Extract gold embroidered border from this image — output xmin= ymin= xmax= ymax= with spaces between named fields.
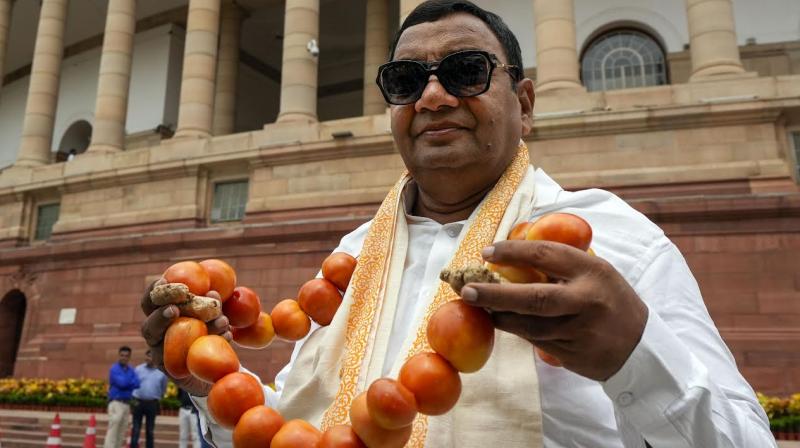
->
xmin=320 ymin=172 xmax=410 ymax=430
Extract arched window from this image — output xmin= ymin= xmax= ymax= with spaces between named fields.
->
xmin=581 ymin=29 xmax=667 ymax=92
xmin=56 ymin=120 xmax=92 ymax=162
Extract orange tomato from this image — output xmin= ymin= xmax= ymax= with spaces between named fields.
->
xmin=199 ymin=259 xmax=237 ymax=302
xmin=186 ymin=335 xmax=240 ymax=383
xmin=319 ymin=425 xmax=366 ymax=448
xmin=297 ymin=278 xmax=343 ymax=326
xmin=487 ymin=262 xmax=548 ymax=284
xmin=507 ymin=221 xmax=534 ymax=240
xmin=526 ymin=213 xmax=592 ymax=251
xmin=271 ymin=299 xmax=311 ymax=341
xmin=163 ymin=317 xmax=208 ymax=379
xmin=232 ymin=405 xmax=285 ymax=448
xmin=232 ymin=312 xmax=275 ymax=349
xmin=535 ymin=346 xmax=563 ymax=367
xmin=350 ymin=393 xmax=413 ymax=448
xmin=207 ymin=372 xmax=265 ymax=429
xmin=322 ymin=252 xmax=358 ymax=291
xmin=270 ymin=419 xmax=322 ymax=448
xmin=164 ymin=261 xmax=210 ymax=296
xmin=223 ymin=286 xmax=262 ymax=328
xmin=366 ymin=378 xmax=417 ymax=430
xmin=398 ymin=352 xmax=461 ymax=416
xmin=427 ymin=300 xmax=495 ymax=373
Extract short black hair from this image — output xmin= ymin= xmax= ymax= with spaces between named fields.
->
xmin=389 ymin=0 xmax=523 ymax=84
xmin=118 ymin=346 xmax=132 ymax=354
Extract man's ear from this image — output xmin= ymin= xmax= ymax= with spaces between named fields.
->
xmin=516 ymin=78 xmax=535 ymax=136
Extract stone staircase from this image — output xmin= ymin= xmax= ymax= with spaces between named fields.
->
xmin=0 ymin=409 xmax=180 ymax=447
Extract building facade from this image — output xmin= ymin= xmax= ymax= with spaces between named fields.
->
xmin=0 ymin=0 xmax=798 ymax=396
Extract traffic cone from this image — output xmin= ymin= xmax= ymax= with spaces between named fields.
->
xmin=45 ymin=413 xmax=62 ymax=448
xmin=82 ymin=414 xmax=97 ymax=448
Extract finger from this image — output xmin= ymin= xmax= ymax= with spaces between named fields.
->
xmin=207 ymin=315 xmax=230 ymax=336
xmin=150 ymin=344 xmax=165 ymax=370
xmin=206 ymin=290 xmax=222 ymax=301
xmin=221 ymin=330 xmax=233 ymax=342
xmin=463 ymin=282 xmax=583 ymax=317
xmin=141 ymin=305 xmax=179 ymax=347
xmin=483 ymin=240 xmax=594 ymax=280
xmin=491 ymin=312 xmax=573 ymax=341
xmin=140 ymin=280 xmax=160 ymax=316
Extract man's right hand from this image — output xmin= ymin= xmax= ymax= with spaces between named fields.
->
xmin=140 ymin=278 xmax=232 ymax=396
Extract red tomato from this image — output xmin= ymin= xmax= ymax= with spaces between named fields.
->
xmin=199 ymin=259 xmax=237 ymax=302
xmin=427 ymin=300 xmax=495 ymax=373
xmin=322 ymin=252 xmax=357 ymax=291
xmin=526 ymin=213 xmax=592 ymax=251
xmin=398 ymin=352 xmax=461 ymax=416
xmin=366 ymin=378 xmax=417 ymax=430
xmin=164 ymin=261 xmax=210 ymax=296
xmin=222 ymin=286 xmax=261 ymax=328
xmin=271 ymin=299 xmax=311 ymax=341
xmin=350 ymin=393 xmax=413 ymax=448
xmin=186 ymin=335 xmax=240 ymax=383
xmin=163 ymin=317 xmax=208 ymax=379
xmin=232 ymin=405 xmax=285 ymax=448
xmin=207 ymin=372 xmax=265 ymax=429
xmin=319 ymin=425 xmax=366 ymax=448
xmin=297 ymin=278 xmax=342 ymax=326
xmin=507 ymin=221 xmax=534 ymax=240
xmin=232 ymin=312 xmax=275 ymax=349
xmin=270 ymin=419 xmax=322 ymax=448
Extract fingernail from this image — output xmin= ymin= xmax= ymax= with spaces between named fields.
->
xmin=461 ymin=286 xmax=478 ymax=303
xmin=163 ymin=307 xmax=176 ymax=318
xmin=481 ymin=246 xmax=495 ymax=260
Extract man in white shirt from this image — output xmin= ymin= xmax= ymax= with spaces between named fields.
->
xmin=140 ymin=1 xmax=776 ymax=446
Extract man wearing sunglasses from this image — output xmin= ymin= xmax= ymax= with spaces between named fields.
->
xmin=142 ymin=1 xmax=775 ymax=447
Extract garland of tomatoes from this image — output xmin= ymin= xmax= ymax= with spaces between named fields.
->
xmin=154 ymin=213 xmax=593 ymax=447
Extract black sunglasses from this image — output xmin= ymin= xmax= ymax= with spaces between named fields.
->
xmin=375 ymin=50 xmax=520 ymax=105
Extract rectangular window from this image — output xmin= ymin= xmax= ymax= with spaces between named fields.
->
xmin=211 ymin=180 xmax=248 ymax=223
xmin=34 ymin=203 xmax=60 ymax=240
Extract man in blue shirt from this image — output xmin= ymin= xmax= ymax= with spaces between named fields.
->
xmin=104 ymin=346 xmax=139 ymax=448
xmin=131 ymin=349 xmax=167 ymax=448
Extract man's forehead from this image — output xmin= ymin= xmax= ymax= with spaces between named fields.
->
xmin=394 ymin=14 xmax=502 ymax=61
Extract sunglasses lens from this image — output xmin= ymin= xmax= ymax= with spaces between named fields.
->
xmin=439 ymin=52 xmax=492 ymax=96
xmin=379 ymin=62 xmax=427 ymax=104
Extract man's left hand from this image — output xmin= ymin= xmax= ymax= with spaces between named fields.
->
xmin=461 ymin=239 xmax=648 ymax=381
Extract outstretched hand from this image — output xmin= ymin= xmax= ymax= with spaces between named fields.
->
xmin=140 ymin=278 xmax=232 ymax=396
xmin=461 ymin=240 xmax=648 ymax=381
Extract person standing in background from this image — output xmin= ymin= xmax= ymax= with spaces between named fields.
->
xmin=104 ymin=346 xmax=138 ymax=448
xmin=130 ymin=349 xmax=167 ymax=448
xmin=177 ymin=388 xmax=202 ymax=448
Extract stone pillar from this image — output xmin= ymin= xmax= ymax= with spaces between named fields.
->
xmin=276 ymin=0 xmax=319 ymax=123
xmin=174 ymin=0 xmax=221 ymax=138
xmin=0 ymin=0 xmax=11 ymax=91
xmin=686 ymin=0 xmax=745 ymax=79
xmin=88 ymin=0 xmax=136 ymax=153
xmin=212 ymin=0 xmax=241 ymax=136
xmin=400 ymin=0 xmax=423 ymax=23
xmin=15 ymin=0 xmax=68 ymax=166
xmin=363 ymin=0 xmax=389 ymax=115
xmin=532 ymin=0 xmax=582 ymax=92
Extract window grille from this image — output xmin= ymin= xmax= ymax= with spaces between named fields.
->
xmin=35 ymin=203 xmax=60 ymax=240
xmin=211 ymin=180 xmax=248 ymax=223
xmin=581 ymin=30 xmax=667 ymax=92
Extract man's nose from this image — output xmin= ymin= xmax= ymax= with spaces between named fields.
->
xmin=415 ymin=75 xmax=459 ymax=113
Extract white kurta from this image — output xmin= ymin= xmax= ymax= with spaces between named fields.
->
xmin=195 ymin=168 xmax=776 ymax=448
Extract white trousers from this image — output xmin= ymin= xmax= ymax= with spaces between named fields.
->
xmin=104 ymin=400 xmax=130 ymax=448
xmin=178 ymin=407 xmax=201 ymax=448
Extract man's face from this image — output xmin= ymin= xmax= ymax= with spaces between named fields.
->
xmin=118 ymin=350 xmax=131 ymax=366
xmin=389 ymin=13 xmax=533 ymax=202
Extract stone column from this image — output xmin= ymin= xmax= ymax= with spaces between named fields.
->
xmin=174 ymin=0 xmax=221 ymax=138
xmin=533 ymin=0 xmax=582 ymax=92
xmin=363 ymin=0 xmax=388 ymax=115
xmin=15 ymin=0 xmax=68 ymax=166
xmin=686 ymin=0 xmax=745 ymax=79
xmin=400 ymin=0 xmax=423 ymax=23
xmin=212 ymin=0 xmax=241 ymax=136
xmin=276 ymin=0 xmax=319 ymax=123
xmin=88 ymin=0 xmax=136 ymax=153
xmin=0 ymin=0 xmax=12 ymax=91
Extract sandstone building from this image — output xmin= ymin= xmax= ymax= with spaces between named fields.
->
xmin=0 ymin=0 xmax=798 ymax=396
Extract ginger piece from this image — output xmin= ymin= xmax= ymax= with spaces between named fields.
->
xmin=440 ymin=261 xmax=506 ymax=295
xmin=150 ymin=283 xmax=193 ymax=306
xmin=177 ymin=295 xmax=222 ymax=322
